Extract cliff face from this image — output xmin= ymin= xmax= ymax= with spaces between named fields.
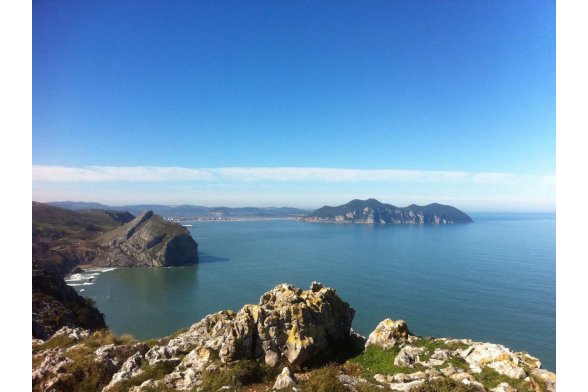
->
xmin=32 ymin=261 xmax=106 ymax=340
xmin=32 ymin=283 xmax=555 ymax=392
xmin=94 ymin=210 xmax=199 ymax=267
xmin=304 ymin=199 xmax=473 ymax=224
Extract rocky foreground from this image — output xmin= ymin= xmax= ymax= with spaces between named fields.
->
xmin=32 ymin=283 xmax=555 ymax=392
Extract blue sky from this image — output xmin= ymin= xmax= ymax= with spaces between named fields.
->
xmin=32 ymin=0 xmax=555 ymax=211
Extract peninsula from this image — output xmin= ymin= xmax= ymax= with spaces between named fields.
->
xmin=303 ymin=199 xmax=473 ymax=224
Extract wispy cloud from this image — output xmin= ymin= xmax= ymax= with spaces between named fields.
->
xmin=32 ymin=165 xmax=554 ymax=185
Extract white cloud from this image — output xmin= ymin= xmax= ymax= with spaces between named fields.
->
xmin=32 ymin=165 xmax=554 ymax=186
xmin=32 ymin=165 xmax=215 ymax=182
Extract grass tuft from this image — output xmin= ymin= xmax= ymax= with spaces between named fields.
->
xmin=303 ymin=363 xmax=347 ymax=392
xmin=347 ymin=346 xmax=418 ymax=378
xmin=107 ymin=361 xmax=178 ymax=392
xmin=412 ymin=378 xmax=482 ymax=392
xmin=473 ymin=366 xmax=538 ymax=392
xmin=200 ymin=360 xmax=278 ymax=390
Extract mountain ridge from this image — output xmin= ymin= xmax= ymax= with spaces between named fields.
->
xmin=47 ymin=201 xmax=309 ymax=219
xmin=305 ymin=199 xmax=473 ymax=224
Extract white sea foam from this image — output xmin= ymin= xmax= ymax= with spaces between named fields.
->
xmin=85 ymin=267 xmax=117 ymax=272
xmin=66 ymin=282 xmax=94 ymax=286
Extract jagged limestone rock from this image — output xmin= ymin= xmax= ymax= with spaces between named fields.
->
xmin=31 ymin=284 xmax=557 ymax=392
xmin=394 ymin=346 xmax=425 ymax=367
xmin=365 ymin=318 xmax=411 ymax=349
xmin=103 ymin=351 xmax=144 ymax=391
xmin=460 ymin=342 xmax=527 ymax=379
xmin=491 ymin=382 xmax=517 ymax=392
xmin=531 ymin=368 xmax=556 ymax=392
xmin=273 ymin=367 xmax=296 ymax=389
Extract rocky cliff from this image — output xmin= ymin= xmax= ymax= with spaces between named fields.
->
xmin=304 ymin=199 xmax=473 ymax=224
xmin=32 ymin=202 xmax=135 ymax=274
xmin=33 ymin=203 xmax=199 ymax=271
xmin=32 ymin=261 xmax=106 ymax=340
xmin=32 ymin=283 xmax=555 ymax=392
xmin=93 ymin=210 xmax=199 ymax=267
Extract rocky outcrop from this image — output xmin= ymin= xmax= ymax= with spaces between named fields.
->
xmin=273 ymin=367 xmax=296 ymax=389
xmin=32 ymin=261 xmax=106 ymax=339
xmin=304 ymin=199 xmax=473 ymax=224
xmin=162 ymin=282 xmax=357 ymax=389
xmin=32 ymin=283 xmax=555 ymax=392
xmin=94 ymin=210 xmax=199 ymax=267
xmin=365 ymin=322 xmax=555 ymax=392
xmin=365 ymin=318 xmax=412 ymax=349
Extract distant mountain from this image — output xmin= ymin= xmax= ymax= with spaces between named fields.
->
xmin=46 ymin=201 xmax=113 ymax=210
xmin=304 ymin=199 xmax=472 ymax=224
xmin=47 ymin=201 xmax=309 ymax=219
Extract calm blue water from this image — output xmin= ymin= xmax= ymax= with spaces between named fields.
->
xmin=74 ymin=213 xmax=556 ymax=371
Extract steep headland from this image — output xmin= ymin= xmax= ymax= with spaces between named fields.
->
xmin=32 ymin=283 xmax=555 ymax=392
xmin=32 ymin=202 xmax=199 ymax=272
xmin=304 ymin=199 xmax=473 ymax=224
xmin=32 ymin=202 xmax=135 ymax=274
xmin=93 ymin=210 xmax=199 ymax=267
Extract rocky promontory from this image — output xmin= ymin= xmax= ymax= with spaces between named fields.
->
xmin=93 ymin=210 xmax=199 ymax=267
xmin=32 ymin=283 xmax=555 ymax=392
xmin=304 ymin=199 xmax=473 ymax=224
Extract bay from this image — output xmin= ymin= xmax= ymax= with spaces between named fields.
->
xmin=74 ymin=213 xmax=556 ymax=371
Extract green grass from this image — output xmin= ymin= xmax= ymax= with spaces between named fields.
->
xmin=411 ymin=378 xmax=482 ymax=392
xmin=199 ymin=360 xmax=278 ymax=391
xmin=33 ymin=334 xmax=77 ymax=352
xmin=303 ymin=364 xmax=347 ymax=392
xmin=411 ymin=337 xmax=469 ymax=352
xmin=347 ymin=346 xmax=419 ymax=378
xmin=60 ymin=345 xmax=116 ymax=392
xmin=435 ymin=355 xmax=469 ymax=371
xmin=472 ymin=367 xmax=538 ymax=392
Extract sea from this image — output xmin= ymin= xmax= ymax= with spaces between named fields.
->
xmin=68 ymin=213 xmax=556 ymax=371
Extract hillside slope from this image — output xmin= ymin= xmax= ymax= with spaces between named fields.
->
xmin=32 ymin=202 xmax=135 ymax=274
